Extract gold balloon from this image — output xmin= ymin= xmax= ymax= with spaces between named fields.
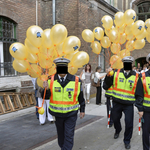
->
xmin=109 ymin=28 xmax=119 ymax=43
xmin=118 ymin=49 xmax=130 ymax=59
xmin=48 ymin=63 xmax=56 ymax=75
xmin=114 ymin=34 xmax=121 ymax=44
xmin=115 ymin=61 xmax=123 ymax=69
xmin=39 ymin=56 xmax=53 ymax=69
xmin=27 ymin=52 xmax=38 ymax=63
xmin=136 ymin=29 xmax=146 ymax=40
xmin=38 ymin=107 xmax=44 ymax=115
xmin=126 ymin=33 xmax=135 ymax=41
xmin=146 ymin=31 xmax=150 ymax=43
xmin=68 ymin=64 xmax=78 ymax=75
xmin=118 ymin=24 xmax=125 ymax=34
xmin=119 ymin=33 xmax=126 ymax=44
xmin=101 ymin=36 xmax=111 ymax=48
xmin=71 ymin=51 xmax=89 ymax=68
xmin=56 ymin=42 xmax=64 ymax=57
xmin=133 ymin=39 xmax=145 ymax=50
xmin=101 ymin=15 xmax=113 ymax=30
xmin=62 ymin=36 xmax=81 ymax=54
xmin=82 ymin=29 xmax=94 ymax=43
xmin=50 ymin=24 xmax=68 ymax=45
xmin=13 ymin=59 xmax=30 ymax=73
xmin=105 ymin=29 xmax=110 ymax=37
xmin=9 ymin=42 xmax=28 ymax=60
xmin=27 ymin=64 xmax=42 ymax=78
xmin=26 ymin=25 xmax=43 ymax=48
xmin=132 ymin=20 xmax=145 ymax=36
xmin=25 ymin=38 xmax=39 ymax=54
xmin=37 ymin=77 xmax=44 ymax=88
xmin=93 ymin=27 xmax=104 ymax=40
xmin=65 ymin=51 xmax=79 ymax=61
xmin=126 ymin=40 xmax=134 ymax=51
xmin=145 ymin=19 xmax=150 ymax=33
xmin=90 ymin=41 xmax=102 ymax=54
xmin=114 ymin=12 xmax=124 ymax=27
xmin=125 ymin=23 xmax=134 ymax=35
xmin=110 ymin=55 xmax=121 ymax=69
xmin=111 ymin=43 xmax=121 ymax=54
xmin=39 ymin=46 xmax=53 ymax=60
xmin=42 ymin=29 xmax=53 ymax=49
xmin=124 ymin=9 xmax=136 ymax=25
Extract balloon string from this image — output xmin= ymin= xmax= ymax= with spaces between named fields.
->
xmin=54 ymin=46 xmax=59 ymax=57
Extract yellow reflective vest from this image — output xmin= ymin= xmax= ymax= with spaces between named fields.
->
xmin=112 ymin=69 xmax=138 ymax=102
xmin=48 ymin=75 xmax=80 ymax=113
xmin=105 ymin=86 xmax=113 ymax=97
xmin=141 ymin=72 xmax=150 ymax=107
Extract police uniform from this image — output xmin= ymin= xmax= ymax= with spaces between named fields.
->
xmin=135 ymin=53 xmax=150 ymax=150
xmin=42 ymin=58 xmax=85 ymax=150
xmin=103 ymin=56 xmax=140 ymax=149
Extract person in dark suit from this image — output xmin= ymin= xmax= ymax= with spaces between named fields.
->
xmin=42 ymin=57 xmax=85 ymax=150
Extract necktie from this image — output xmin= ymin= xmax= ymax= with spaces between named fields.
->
xmin=124 ymin=72 xmax=127 ymax=78
xmin=61 ymin=77 xmax=64 ymax=84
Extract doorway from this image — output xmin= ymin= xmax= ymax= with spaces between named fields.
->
xmin=135 ymin=57 xmax=147 ymax=69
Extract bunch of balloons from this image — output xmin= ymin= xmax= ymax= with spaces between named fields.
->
xmin=10 ymin=24 xmax=89 ymax=88
xmin=82 ymin=9 xmax=150 ymax=69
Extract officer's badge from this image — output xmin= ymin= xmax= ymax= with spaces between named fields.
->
xmin=55 ymin=87 xmax=61 ymax=92
xmin=68 ymin=92 xmax=72 ymax=99
xmin=119 ymin=78 xmax=124 ymax=82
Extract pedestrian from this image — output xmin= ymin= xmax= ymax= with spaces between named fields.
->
xmin=80 ymin=63 xmax=92 ymax=104
xmin=103 ymin=56 xmax=140 ymax=149
xmin=135 ymin=53 xmax=150 ymax=150
xmin=132 ymin=65 xmax=136 ymax=72
xmin=42 ymin=57 xmax=85 ymax=150
xmin=141 ymin=64 xmax=148 ymax=73
xmin=31 ymin=77 xmax=39 ymax=119
xmin=137 ymin=63 xmax=142 ymax=72
xmin=35 ymin=79 xmax=54 ymax=125
xmin=95 ymin=66 xmax=106 ymax=105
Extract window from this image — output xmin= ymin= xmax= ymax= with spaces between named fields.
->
xmin=0 ymin=16 xmax=17 ymax=77
xmin=105 ymin=0 xmax=114 ymax=6
xmin=137 ymin=2 xmax=150 ymax=21
xmin=99 ymin=48 xmax=105 ymax=72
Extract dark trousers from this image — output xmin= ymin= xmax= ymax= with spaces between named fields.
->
xmin=112 ymin=101 xmax=134 ymax=144
xmin=142 ymin=112 xmax=150 ymax=150
xmin=96 ymin=86 xmax=102 ymax=104
xmin=55 ymin=114 xmax=77 ymax=150
xmin=35 ymin=90 xmax=39 ymax=119
xmin=106 ymin=97 xmax=113 ymax=125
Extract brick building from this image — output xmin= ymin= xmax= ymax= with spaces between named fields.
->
xmin=0 ymin=0 xmax=150 ymax=95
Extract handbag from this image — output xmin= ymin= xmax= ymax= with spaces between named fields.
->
xmin=81 ymin=70 xmax=85 ymax=80
xmin=91 ymin=75 xmax=100 ymax=87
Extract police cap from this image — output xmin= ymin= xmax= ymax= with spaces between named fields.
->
xmin=122 ymin=56 xmax=134 ymax=63
xmin=146 ymin=53 xmax=150 ymax=62
xmin=53 ymin=57 xmax=70 ymax=66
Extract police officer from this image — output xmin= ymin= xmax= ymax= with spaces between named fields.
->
xmin=103 ymin=56 xmax=139 ymax=149
xmin=135 ymin=53 xmax=150 ymax=150
xmin=42 ymin=58 xmax=85 ymax=150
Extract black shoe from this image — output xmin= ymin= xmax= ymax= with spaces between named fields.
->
xmin=109 ymin=124 xmax=113 ymax=127
xmin=50 ymin=121 xmax=55 ymax=124
xmin=125 ymin=143 xmax=131 ymax=149
xmin=114 ymin=133 xmax=119 ymax=139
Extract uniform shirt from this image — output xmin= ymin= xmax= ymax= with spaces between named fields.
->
xmin=42 ymin=73 xmax=85 ymax=117
xmin=58 ymin=74 xmax=67 ymax=82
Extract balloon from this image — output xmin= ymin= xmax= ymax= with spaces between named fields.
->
xmin=126 ymin=40 xmax=134 ymax=51
xmin=62 ymin=36 xmax=81 ymax=54
xmin=101 ymin=15 xmax=113 ymax=30
xmin=65 ymin=50 xmax=79 ymax=60
xmin=56 ymin=42 xmax=64 ymax=57
xmin=27 ymin=52 xmax=38 ymax=63
xmin=27 ymin=64 xmax=42 ymax=78
xmin=68 ymin=64 xmax=78 ymax=75
xmin=25 ymin=38 xmax=39 ymax=54
xmin=93 ymin=27 xmax=104 ymax=40
xmin=101 ymin=36 xmax=111 ymax=48
xmin=136 ymin=29 xmax=146 ymax=40
xmin=41 ymin=74 xmax=48 ymax=81
xmin=50 ymin=24 xmax=68 ymax=45
xmin=124 ymin=9 xmax=136 ymax=25
xmin=37 ymin=77 xmax=44 ymax=88
xmin=38 ymin=107 xmax=44 ymax=115
xmin=42 ymin=29 xmax=53 ymax=49
xmin=145 ymin=19 xmax=150 ymax=33
xmin=9 ymin=42 xmax=28 ymax=60
xmin=132 ymin=20 xmax=145 ymax=36
xmin=115 ymin=61 xmax=123 ymax=69
xmin=110 ymin=55 xmax=121 ymax=69
xmin=118 ymin=49 xmax=130 ymax=59
xmin=48 ymin=63 xmax=56 ymax=75
xmin=114 ymin=34 xmax=121 ymax=44
xmin=114 ymin=12 xmax=124 ymax=27
xmin=119 ymin=33 xmax=126 ymax=44
xmin=39 ymin=56 xmax=53 ymax=69
xmin=26 ymin=25 xmax=43 ymax=48
xmin=71 ymin=51 xmax=89 ymax=68
xmin=111 ymin=43 xmax=121 ymax=54
xmin=13 ymin=59 xmax=30 ymax=73
xmin=118 ymin=24 xmax=125 ymax=34
xmin=109 ymin=28 xmax=119 ymax=43
xmin=90 ymin=41 xmax=102 ymax=54
xmin=82 ymin=29 xmax=94 ymax=43
xmin=126 ymin=33 xmax=135 ymax=41
xmin=134 ymin=39 xmax=145 ymax=50
xmin=146 ymin=31 xmax=150 ymax=43
xmin=105 ymin=29 xmax=110 ymax=37
xmin=125 ymin=23 xmax=134 ymax=35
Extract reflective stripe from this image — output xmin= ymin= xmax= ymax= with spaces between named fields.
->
xmin=49 ymin=104 xmax=79 ymax=111
xmin=113 ymin=91 xmax=135 ymax=99
xmin=107 ymin=91 xmax=112 ymax=94
xmin=143 ymin=100 xmax=150 ymax=104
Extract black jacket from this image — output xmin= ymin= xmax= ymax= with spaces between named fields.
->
xmin=103 ymin=68 xmax=143 ymax=105
xmin=41 ymin=73 xmax=85 ymax=117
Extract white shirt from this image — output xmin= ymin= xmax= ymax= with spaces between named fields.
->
xmin=31 ymin=78 xmax=36 ymax=90
xmin=141 ymin=68 xmax=148 ymax=73
xmin=124 ymin=70 xmax=130 ymax=76
xmin=58 ymin=74 xmax=67 ymax=82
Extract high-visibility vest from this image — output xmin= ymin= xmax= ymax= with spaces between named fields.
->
xmin=112 ymin=69 xmax=138 ymax=102
xmin=105 ymin=86 xmax=113 ymax=97
xmin=141 ymin=72 xmax=150 ymax=107
xmin=48 ymin=75 xmax=80 ymax=113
